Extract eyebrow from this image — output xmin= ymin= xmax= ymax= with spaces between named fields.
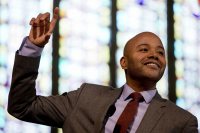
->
xmin=136 ymin=43 xmax=165 ymax=50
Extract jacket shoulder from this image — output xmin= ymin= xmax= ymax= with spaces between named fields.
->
xmin=166 ymin=100 xmax=195 ymax=117
xmin=81 ymin=83 xmax=116 ymax=90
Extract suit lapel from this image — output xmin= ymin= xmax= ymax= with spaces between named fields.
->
xmin=136 ymin=92 xmax=167 ymax=133
xmin=94 ymin=87 xmax=123 ymax=133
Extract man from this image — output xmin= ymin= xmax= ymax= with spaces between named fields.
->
xmin=8 ymin=7 xmax=198 ymax=133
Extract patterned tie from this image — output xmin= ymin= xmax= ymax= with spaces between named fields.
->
xmin=113 ymin=92 xmax=144 ymax=133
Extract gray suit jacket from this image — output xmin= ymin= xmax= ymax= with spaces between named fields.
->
xmin=8 ymin=54 xmax=198 ymax=133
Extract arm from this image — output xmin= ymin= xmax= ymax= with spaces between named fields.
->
xmin=8 ymin=54 xmax=82 ymax=127
xmin=7 ymin=7 xmax=75 ymax=127
xmin=182 ymin=115 xmax=198 ymax=133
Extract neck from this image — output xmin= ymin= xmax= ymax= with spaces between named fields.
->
xmin=126 ymin=78 xmax=156 ymax=92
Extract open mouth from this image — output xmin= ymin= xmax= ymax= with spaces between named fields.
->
xmin=144 ymin=62 xmax=160 ymax=69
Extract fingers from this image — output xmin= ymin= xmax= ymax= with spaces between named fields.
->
xmin=40 ymin=12 xmax=50 ymax=21
xmin=29 ymin=18 xmax=36 ymax=25
xmin=30 ymin=13 xmax=50 ymax=27
xmin=40 ymin=13 xmax=50 ymax=34
xmin=30 ymin=12 xmax=51 ymax=39
xmin=28 ymin=7 xmax=59 ymax=46
xmin=48 ymin=7 xmax=59 ymax=34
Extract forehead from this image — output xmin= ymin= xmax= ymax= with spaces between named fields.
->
xmin=124 ymin=32 xmax=165 ymax=56
xmin=131 ymin=33 xmax=164 ymax=48
xmin=124 ymin=32 xmax=164 ymax=52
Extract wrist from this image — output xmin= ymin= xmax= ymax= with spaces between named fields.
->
xmin=18 ymin=37 xmax=43 ymax=57
xmin=28 ymin=36 xmax=45 ymax=48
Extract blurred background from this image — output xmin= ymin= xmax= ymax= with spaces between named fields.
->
xmin=0 ymin=0 xmax=199 ymax=132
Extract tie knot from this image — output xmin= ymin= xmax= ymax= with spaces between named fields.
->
xmin=128 ymin=92 xmax=144 ymax=102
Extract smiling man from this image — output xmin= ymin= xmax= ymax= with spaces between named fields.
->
xmin=8 ymin=8 xmax=198 ymax=133
xmin=120 ymin=32 xmax=166 ymax=92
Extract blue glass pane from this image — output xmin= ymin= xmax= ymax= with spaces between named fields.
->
xmin=0 ymin=0 xmax=52 ymax=132
xmin=174 ymin=0 xmax=200 ymax=131
xmin=58 ymin=0 xmax=111 ymax=94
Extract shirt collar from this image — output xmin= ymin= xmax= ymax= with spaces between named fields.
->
xmin=121 ymin=84 xmax=157 ymax=103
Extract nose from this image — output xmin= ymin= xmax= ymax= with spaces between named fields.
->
xmin=148 ymin=51 xmax=158 ymax=60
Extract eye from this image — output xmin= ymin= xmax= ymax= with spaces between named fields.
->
xmin=158 ymin=51 xmax=165 ymax=56
xmin=140 ymin=48 xmax=148 ymax=52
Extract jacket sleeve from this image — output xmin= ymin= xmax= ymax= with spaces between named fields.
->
xmin=7 ymin=53 xmax=83 ymax=128
xmin=182 ymin=114 xmax=198 ymax=133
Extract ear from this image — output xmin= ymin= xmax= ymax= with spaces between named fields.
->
xmin=120 ymin=56 xmax=127 ymax=70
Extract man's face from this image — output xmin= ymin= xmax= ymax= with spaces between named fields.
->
xmin=121 ymin=32 xmax=166 ymax=83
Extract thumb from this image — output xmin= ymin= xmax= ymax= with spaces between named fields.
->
xmin=48 ymin=7 xmax=59 ymax=34
xmin=45 ymin=33 xmax=51 ymax=41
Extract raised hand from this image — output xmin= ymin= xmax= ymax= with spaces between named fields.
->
xmin=28 ymin=7 xmax=59 ymax=47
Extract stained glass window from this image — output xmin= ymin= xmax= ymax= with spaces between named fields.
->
xmin=58 ymin=0 xmax=111 ymax=94
xmin=174 ymin=0 xmax=200 ymax=130
xmin=0 ymin=0 xmax=52 ymax=132
xmin=116 ymin=0 xmax=168 ymax=98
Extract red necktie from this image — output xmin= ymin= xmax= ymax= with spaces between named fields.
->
xmin=113 ymin=92 xmax=144 ymax=133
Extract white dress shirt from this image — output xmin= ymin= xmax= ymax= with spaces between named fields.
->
xmin=105 ymin=84 xmax=156 ymax=133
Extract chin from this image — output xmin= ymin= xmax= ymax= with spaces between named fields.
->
xmin=128 ymin=69 xmax=164 ymax=82
xmin=140 ymin=70 xmax=161 ymax=80
xmin=145 ymin=73 xmax=163 ymax=82
xmin=148 ymin=76 xmax=161 ymax=82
